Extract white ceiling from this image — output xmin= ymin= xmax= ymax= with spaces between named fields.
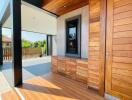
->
xmin=3 ymin=1 xmax=57 ymax=35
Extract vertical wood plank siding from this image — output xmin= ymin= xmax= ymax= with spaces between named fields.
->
xmin=3 ymin=48 xmax=42 ymax=61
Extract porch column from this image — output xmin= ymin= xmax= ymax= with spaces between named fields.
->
xmin=10 ymin=0 xmax=22 ymax=86
xmin=0 ymin=25 xmax=3 ymax=65
xmin=47 ymin=35 xmax=52 ymax=56
xmin=89 ymin=0 xmax=106 ymax=96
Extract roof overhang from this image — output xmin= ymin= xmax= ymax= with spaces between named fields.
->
xmin=1 ymin=1 xmax=57 ymax=35
xmin=0 ymin=0 xmax=10 ymax=25
xmin=23 ymin=0 xmax=43 ymax=8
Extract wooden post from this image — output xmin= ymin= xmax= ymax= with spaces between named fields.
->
xmin=89 ymin=0 xmax=106 ymax=96
xmin=99 ymin=0 xmax=107 ymax=96
xmin=10 ymin=0 xmax=22 ymax=86
xmin=0 ymin=25 xmax=3 ymax=65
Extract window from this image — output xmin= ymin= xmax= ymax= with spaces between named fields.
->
xmin=65 ymin=15 xmax=81 ymax=57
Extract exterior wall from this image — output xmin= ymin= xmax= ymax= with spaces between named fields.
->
xmin=52 ymin=36 xmax=57 ymax=55
xmin=88 ymin=0 xmax=106 ymax=96
xmin=51 ymin=56 xmax=88 ymax=84
xmin=52 ymin=0 xmax=132 ymax=99
xmin=106 ymin=0 xmax=132 ymax=99
xmin=88 ymin=0 xmax=101 ymax=90
xmin=54 ymin=6 xmax=89 ymax=58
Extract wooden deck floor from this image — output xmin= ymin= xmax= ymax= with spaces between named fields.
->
xmin=1 ymin=90 xmax=20 ymax=100
xmin=2 ymin=73 xmax=105 ymax=100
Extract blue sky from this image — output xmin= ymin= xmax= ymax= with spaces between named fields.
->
xmin=2 ymin=28 xmax=46 ymax=42
xmin=0 ymin=0 xmax=5 ymax=13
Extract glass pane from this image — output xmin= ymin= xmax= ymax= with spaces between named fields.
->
xmin=2 ymin=25 xmax=14 ymax=87
xmin=21 ymin=32 xmax=50 ymax=81
xmin=0 ymin=0 xmax=5 ymax=13
xmin=66 ymin=19 xmax=78 ymax=54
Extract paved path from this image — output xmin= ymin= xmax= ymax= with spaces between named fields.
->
xmin=0 ymin=56 xmax=51 ymax=95
xmin=0 ymin=72 xmax=11 ymax=94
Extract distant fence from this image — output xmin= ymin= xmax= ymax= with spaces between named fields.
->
xmin=3 ymin=48 xmax=43 ymax=61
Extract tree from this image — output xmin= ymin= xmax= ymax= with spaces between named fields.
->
xmin=22 ymin=40 xmax=32 ymax=48
xmin=22 ymin=39 xmax=47 ymax=54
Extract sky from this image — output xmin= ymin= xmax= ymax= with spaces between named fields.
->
xmin=0 ymin=0 xmax=5 ymax=13
xmin=2 ymin=28 xmax=47 ymax=42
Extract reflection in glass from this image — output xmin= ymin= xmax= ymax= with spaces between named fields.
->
xmin=66 ymin=18 xmax=79 ymax=54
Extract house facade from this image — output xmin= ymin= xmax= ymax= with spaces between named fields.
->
xmin=0 ymin=0 xmax=132 ymax=100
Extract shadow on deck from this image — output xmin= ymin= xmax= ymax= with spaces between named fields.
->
xmin=16 ymin=73 xmax=105 ymax=100
xmin=1 ymin=57 xmax=51 ymax=85
xmin=1 ymin=57 xmax=106 ymax=100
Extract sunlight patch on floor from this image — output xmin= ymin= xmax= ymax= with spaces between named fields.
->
xmin=0 ymin=72 xmax=12 ymax=94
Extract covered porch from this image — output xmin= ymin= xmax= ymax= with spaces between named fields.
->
xmin=0 ymin=0 xmax=132 ymax=100
xmin=2 ymin=73 xmax=105 ymax=100
xmin=0 ymin=56 xmax=51 ymax=94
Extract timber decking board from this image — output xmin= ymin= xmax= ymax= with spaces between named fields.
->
xmin=16 ymin=73 xmax=105 ymax=100
xmin=2 ymin=90 xmax=20 ymax=100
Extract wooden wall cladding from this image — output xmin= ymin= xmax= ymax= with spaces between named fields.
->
xmin=51 ymin=56 xmax=58 ymax=73
xmin=106 ymin=0 xmax=132 ymax=99
xmin=88 ymin=0 xmax=101 ymax=90
xmin=65 ymin=57 xmax=77 ymax=79
xmin=76 ymin=59 xmax=88 ymax=83
xmin=51 ymin=56 xmax=89 ymax=85
xmin=57 ymin=56 xmax=66 ymax=75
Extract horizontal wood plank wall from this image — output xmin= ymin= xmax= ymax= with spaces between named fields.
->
xmin=17 ymin=73 xmax=105 ymax=100
xmin=51 ymin=56 xmax=58 ymax=73
xmin=51 ymin=56 xmax=88 ymax=84
xmin=58 ymin=56 xmax=66 ymax=75
xmin=106 ymin=0 xmax=132 ymax=99
xmin=76 ymin=59 xmax=88 ymax=83
xmin=88 ymin=0 xmax=101 ymax=90
xmin=65 ymin=57 xmax=77 ymax=80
